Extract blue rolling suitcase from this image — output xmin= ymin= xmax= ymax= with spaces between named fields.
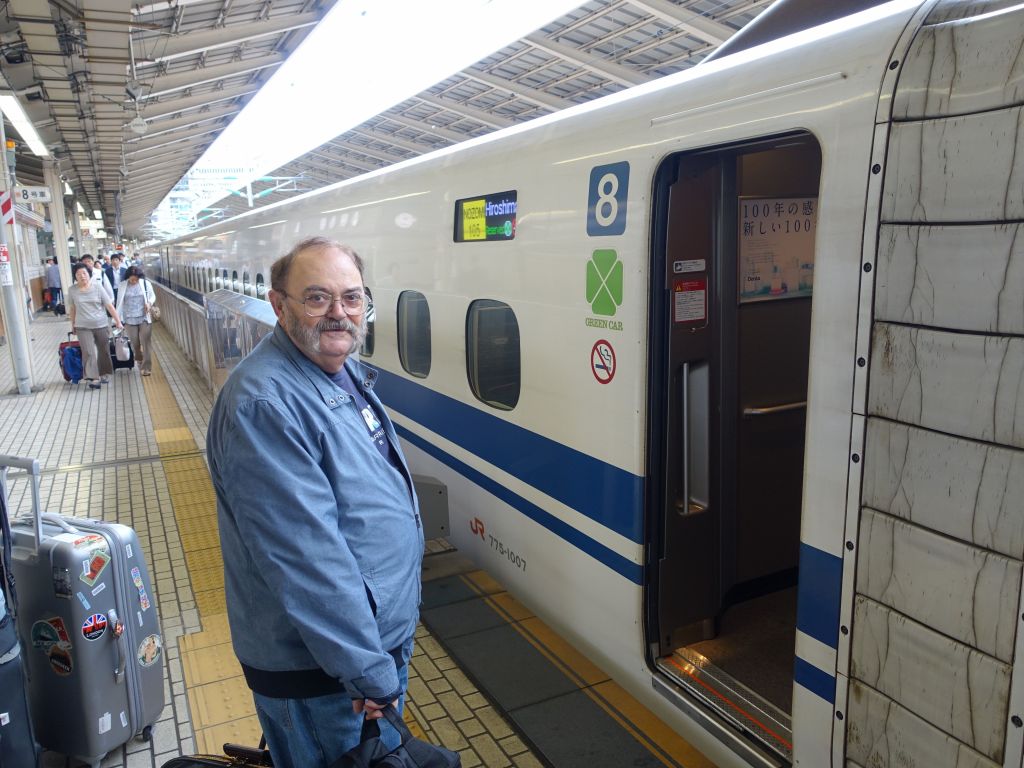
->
xmin=0 ymin=455 xmax=164 ymax=768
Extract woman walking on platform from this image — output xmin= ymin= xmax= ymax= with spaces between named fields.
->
xmin=68 ymin=262 xmax=123 ymax=389
xmin=115 ymin=266 xmax=157 ymax=376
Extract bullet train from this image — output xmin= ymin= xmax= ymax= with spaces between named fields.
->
xmin=145 ymin=1 xmax=1024 ymax=765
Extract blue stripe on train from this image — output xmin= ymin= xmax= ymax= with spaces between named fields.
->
xmin=794 ymin=656 xmax=836 ymax=704
xmin=796 ymin=543 xmax=842 ymax=650
xmin=395 ymin=425 xmax=644 ymax=584
xmin=372 ymin=367 xmax=645 ymax=543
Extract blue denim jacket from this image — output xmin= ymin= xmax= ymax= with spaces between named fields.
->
xmin=207 ymin=323 xmax=423 ymax=702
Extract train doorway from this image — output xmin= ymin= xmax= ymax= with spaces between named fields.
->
xmin=647 ymin=132 xmax=821 ymax=761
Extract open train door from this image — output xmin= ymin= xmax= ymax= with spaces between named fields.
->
xmin=647 ymin=132 xmax=821 ymax=763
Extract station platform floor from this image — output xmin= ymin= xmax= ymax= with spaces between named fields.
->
xmin=0 ymin=312 xmax=718 ymax=768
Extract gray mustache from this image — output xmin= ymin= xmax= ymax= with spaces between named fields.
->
xmin=316 ymin=319 xmax=358 ymax=333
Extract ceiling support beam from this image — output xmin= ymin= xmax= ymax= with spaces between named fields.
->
xmin=525 ymin=34 xmax=650 ymax=87
xmin=464 ymin=67 xmax=565 ymax=111
xmin=138 ymin=84 xmax=259 ymax=121
xmin=415 ymin=94 xmax=515 ymax=130
xmin=134 ymin=12 xmax=321 ymax=63
xmin=140 ymin=54 xmax=282 ymax=99
xmin=629 ymin=0 xmax=735 ymax=45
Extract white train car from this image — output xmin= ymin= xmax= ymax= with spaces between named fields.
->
xmin=147 ymin=1 xmax=1024 ymax=765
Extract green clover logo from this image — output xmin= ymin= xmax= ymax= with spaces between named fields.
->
xmin=586 ymin=249 xmax=622 ymax=316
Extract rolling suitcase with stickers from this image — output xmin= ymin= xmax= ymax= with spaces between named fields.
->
xmin=0 ymin=454 xmax=164 ymax=768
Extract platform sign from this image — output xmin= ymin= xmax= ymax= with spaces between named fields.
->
xmin=14 ymin=185 xmax=51 ymax=203
xmin=0 ymin=243 xmax=11 ymax=286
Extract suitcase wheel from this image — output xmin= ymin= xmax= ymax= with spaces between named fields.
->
xmin=141 ymin=724 xmax=153 ymax=741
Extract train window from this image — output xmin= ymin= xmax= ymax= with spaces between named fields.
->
xmin=397 ymin=290 xmax=430 ymax=377
xmin=207 ymin=268 xmax=213 ymax=292
xmin=360 ymin=287 xmax=375 ymax=358
xmin=243 ymin=271 xmax=251 ymax=296
xmin=231 ymin=270 xmax=239 ymax=292
xmin=222 ymin=269 xmax=228 ymax=290
xmin=255 ymin=273 xmax=266 ymax=299
xmin=466 ymin=299 xmax=520 ymax=410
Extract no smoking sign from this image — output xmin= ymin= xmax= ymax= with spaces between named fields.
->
xmin=591 ymin=339 xmax=616 ymax=384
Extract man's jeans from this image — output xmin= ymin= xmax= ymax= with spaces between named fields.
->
xmin=252 ymin=665 xmax=408 ymax=768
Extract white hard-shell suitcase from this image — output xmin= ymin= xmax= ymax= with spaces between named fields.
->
xmin=0 ymin=455 xmax=165 ymax=767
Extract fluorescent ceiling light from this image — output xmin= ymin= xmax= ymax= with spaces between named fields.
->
xmin=63 ymin=181 xmax=73 ymax=195
xmin=181 ymin=0 xmax=583 ymax=213
xmin=76 ymin=202 xmax=85 ymax=214
xmin=0 ymin=94 xmax=49 ymax=157
xmin=93 ymin=210 xmax=102 ymax=219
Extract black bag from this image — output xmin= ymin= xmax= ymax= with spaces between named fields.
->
xmin=332 ymin=708 xmax=460 ymax=768
xmin=53 ymin=303 xmax=65 ymax=316
xmin=160 ymin=738 xmax=272 ymax=767
xmin=0 ymin=460 xmax=41 ymax=768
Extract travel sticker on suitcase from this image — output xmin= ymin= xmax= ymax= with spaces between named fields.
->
xmin=131 ymin=566 xmax=151 ymax=611
xmin=80 ymin=549 xmax=111 ymax=588
xmin=138 ymin=634 xmax=161 ymax=667
xmin=30 ymin=617 xmax=73 ymax=676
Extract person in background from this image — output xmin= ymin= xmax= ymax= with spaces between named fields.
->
xmin=206 ymin=237 xmax=423 ymax=767
xmin=79 ymin=254 xmax=113 ymax=303
xmin=115 ymin=266 xmax=157 ymax=377
xmin=67 ymin=262 xmax=122 ymax=389
xmin=104 ymin=253 xmax=127 ymax=303
xmin=45 ymin=257 xmax=62 ymax=307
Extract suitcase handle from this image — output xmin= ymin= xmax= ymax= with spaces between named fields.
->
xmin=108 ymin=609 xmax=128 ymax=684
xmin=40 ymin=513 xmax=78 ymax=534
xmin=0 ymin=455 xmax=43 ymax=555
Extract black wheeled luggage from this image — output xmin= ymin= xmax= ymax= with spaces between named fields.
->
xmin=110 ymin=331 xmax=135 ymax=371
xmin=0 ymin=454 xmax=164 ymax=768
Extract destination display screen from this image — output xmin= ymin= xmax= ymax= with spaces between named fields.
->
xmin=454 ymin=190 xmax=517 ymax=242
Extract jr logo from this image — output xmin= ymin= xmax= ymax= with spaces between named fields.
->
xmin=470 ymin=518 xmax=486 ymax=541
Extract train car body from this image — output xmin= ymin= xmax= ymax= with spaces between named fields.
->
xmin=147 ymin=1 xmax=1024 ymax=765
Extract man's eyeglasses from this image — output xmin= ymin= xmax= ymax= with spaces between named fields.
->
xmin=284 ymin=290 xmax=370 ymax=317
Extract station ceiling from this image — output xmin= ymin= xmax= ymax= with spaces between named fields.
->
xmin=0 ymin=0 xmax=769 ymax=240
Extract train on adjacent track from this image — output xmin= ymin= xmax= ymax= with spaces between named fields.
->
xmin=145 ymin=1 xmax=1024 ymax=765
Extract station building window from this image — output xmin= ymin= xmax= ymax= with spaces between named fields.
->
xmin=255 ymin=274 xmax=266 ymax=299
xmin=397 ymin=290 xmax=430 ymax=378
xmin=466 ymin=299 xmax=520 ymax=410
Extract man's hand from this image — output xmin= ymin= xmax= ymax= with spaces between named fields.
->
xmin=352 ymin=698 xmax=398 ymax=720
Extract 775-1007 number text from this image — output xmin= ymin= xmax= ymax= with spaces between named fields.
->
xmin=488 ymin=534 xmax=526 ymax=572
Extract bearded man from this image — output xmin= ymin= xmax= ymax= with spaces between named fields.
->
xmin=207 ymin=237 xmax=423 ymax=767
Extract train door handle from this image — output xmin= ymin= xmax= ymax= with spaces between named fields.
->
xmin=741 ymin=401 xmax=807 ymax=418
xmin=680 ymin=362 xmax=709 ymax=516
